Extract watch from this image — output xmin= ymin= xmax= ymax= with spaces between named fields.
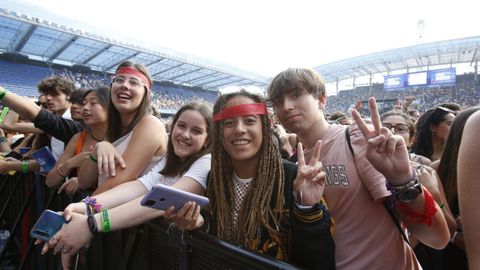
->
xmin=390 ymin=170 xmax=423 ymax=203
xmin=87 ymin=215 xmax=99 ymax=236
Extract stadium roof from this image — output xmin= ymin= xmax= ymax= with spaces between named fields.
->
xmin=1 ymin=6 xmax=479 ymax=89
xmin=0 ymin=8 xmax=269 ymax=90
xmin=314 ymin=36 xmax=480 ymax=83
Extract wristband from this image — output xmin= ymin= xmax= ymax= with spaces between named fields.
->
xmin=21 ymin=160 xmax=28 ymax=174
xmin=397 ymin=187 xmax=437 ymax=227
xmin=100 ymin=209 xmax=111 ymax=233
xmin=89 ymin=153 xmax=98 ymax=163
xmin=0 ymin=87 xmax=7 ymax=100
xmin=87 ymin=215 xmax=99 ymax=236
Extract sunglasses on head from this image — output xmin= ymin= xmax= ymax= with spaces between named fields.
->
xmin=434 ymin=106 xmax=454 ymax=114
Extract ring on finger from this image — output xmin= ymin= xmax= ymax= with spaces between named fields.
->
xmin=62 ymin=248 xmax=72 ymax=253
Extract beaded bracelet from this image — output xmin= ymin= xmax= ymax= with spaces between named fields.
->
xmin=82 ymin=196 xmax=102 ymax=214
xmin=21 ymin=160 xmax=28 ymax=174
xmin=100 ymin=209 xmax=111 ymax=233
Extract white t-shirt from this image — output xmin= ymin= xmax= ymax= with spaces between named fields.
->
xmin=139 ymin=154 xmax=211 ymax=190
xmin=51 ymin=109 xmax=71 ymax=161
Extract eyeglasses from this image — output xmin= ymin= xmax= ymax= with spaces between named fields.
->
xmin=382 ymin=123 xmax=410 ymax=134
xmin=112 ymin=76 xmax=144 ymax=89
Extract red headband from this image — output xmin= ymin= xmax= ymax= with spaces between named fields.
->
xmin=115 ymin=67 xmax=151 ymax=89
xmin=213 ymin=103 xmax=268 ymax=122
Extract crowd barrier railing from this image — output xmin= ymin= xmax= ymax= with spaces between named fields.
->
xmin=0 ymin=172 xmax=300 ymax=270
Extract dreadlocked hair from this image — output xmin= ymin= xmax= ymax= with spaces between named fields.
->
xmin=207 ymin=90 xmax=288 ymax=251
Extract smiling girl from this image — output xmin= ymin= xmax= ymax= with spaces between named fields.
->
xmin=38 ymin=102 xmax=212 ymax=269
xmin=167 ymin=91 xmax=335 ymax=269
xmin=77 ymin=61 xmax=167 ymax=195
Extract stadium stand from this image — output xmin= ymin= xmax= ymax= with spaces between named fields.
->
xmin=0 ymin=59 xmax=51 ymax=98
xmin=1 ymin=57 xmax=477 ymax=116
xmin=326 ymin=74 xmax=479 ymax=114
xmin=0 ymin=58 xmax=218 ymax=113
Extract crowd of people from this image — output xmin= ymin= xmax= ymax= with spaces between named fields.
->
xmin=326 ymin=81 xmax=479 ymax=116
xmin=0 ymin=63 xmax=479 ymax=270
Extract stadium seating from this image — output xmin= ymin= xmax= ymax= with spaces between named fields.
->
xmin=0 ymin=59 xmax=51 ymax=97
xmin=326 ymin=75 xmax=479 ymax=114
xmin=1 ymin=59 xmax=477 ymax=114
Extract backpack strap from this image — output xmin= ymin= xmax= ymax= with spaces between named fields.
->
xmin=345 ymin=126 xmax=354 ymax=155
xmin=344 ymin=126 xmax=411 ymax=247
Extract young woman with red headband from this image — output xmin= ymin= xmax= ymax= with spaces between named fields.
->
xmin=166 ymin=90 xmax=335 ymax=269
xmin=77 ymin=61 xmax=167 ymax=195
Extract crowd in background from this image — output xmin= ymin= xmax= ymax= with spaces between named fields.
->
xmin=0 ymin=62 xmax=479 ymax=270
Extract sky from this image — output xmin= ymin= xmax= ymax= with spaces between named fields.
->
xmin=4 ymin=0 xmax=480 ymax=78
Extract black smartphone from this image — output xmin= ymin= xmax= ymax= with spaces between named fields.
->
xmin=5 ymin=151 xmax=23 ymax=160
xmin=30 ymin=210 xmax=67 ymax=241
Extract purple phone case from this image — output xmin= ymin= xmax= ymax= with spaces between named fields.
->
xmin=140 ymin=184 xmax=209 ymax=212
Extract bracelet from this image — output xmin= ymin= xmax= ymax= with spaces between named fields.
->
xmin=450 ymin=230 xmax=459 ymax=244
xmin=397 ymin=187 xmax=437 ymax=227
xmin=87 ymin=215 xmax=99 ymax=236
xmin=82 ymin=196 xmax=102 ymax=214
xmin=0 ymin=87 xmax=7 ymax=100
xmin=89 ymin=153 xmax=98 ymax=163
xmin=0 ymin=137 xmax=7 ymax=144
xmin=21 ymin=160 xmax=28 ymax=174
xmin=57 ymin=163 xmax=68 ymax=177
xmin=100 ymin=209 xmax=111 ymax=233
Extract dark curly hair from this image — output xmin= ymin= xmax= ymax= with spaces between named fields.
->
xmin=37 ymin=76 xmax=75 ymax=97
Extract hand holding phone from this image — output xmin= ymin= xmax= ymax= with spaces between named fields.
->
xmin=140 ymin=184 xmax=209 ymax=213
xmin=30 ymin=210 xmax=67 ymax=241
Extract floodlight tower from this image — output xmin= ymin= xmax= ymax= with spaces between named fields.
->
xmin=417 ymin=20 xmax=425 ymax=43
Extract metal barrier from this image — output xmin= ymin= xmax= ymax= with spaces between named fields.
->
xmin=0 ymin=173 xmax=300 ymax=270
xmin=142 ymin=219 xmax=300 ymax=270
xmin=0 ymin=172 xmax=68 ymax=269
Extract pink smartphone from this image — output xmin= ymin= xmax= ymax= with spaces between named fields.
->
xmin=140 ymin=184 xmax=209 ymax=212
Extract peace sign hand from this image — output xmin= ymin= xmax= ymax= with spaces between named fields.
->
xmin=351 ymin=97 xmax=412 ymax=184
xmin=294 ymin=140 xmax=326 ymax=206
